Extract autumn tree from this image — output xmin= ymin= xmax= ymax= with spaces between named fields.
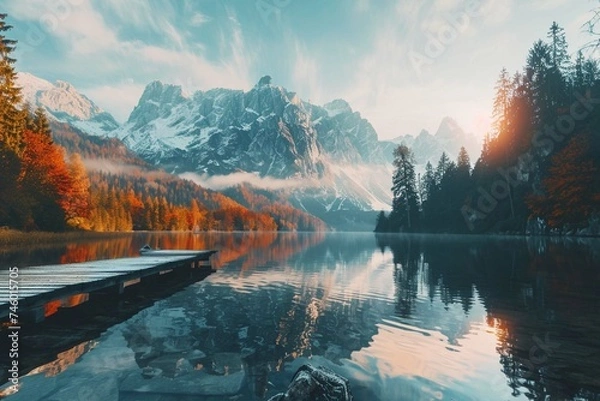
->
xmin=19 ymin=130 xmax=72 ymax=230
xmin=65 ymin=153 xmax=91 ymax=229
xmin=527 ymin=133 xmax=599 ymax=228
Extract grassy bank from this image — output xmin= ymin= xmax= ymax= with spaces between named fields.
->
xmin=0 ymin=229 xmax=131 ymax=248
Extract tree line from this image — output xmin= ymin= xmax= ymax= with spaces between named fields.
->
xmin=377 ymin=22 xmax=600 ymax=235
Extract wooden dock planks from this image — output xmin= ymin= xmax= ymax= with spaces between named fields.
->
xmin=0 ymin=250 xmax=217 ymax=321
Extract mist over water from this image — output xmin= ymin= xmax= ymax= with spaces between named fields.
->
xmin=1 ymin=232 xmax=599 ymax=400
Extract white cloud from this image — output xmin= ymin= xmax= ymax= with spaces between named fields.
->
xmin=190 ymin=12 xmax=210 ymax=26
xmin=83 ymin=159 xmax=144 ymax=175
xmin=180 ymin=172 xmax=317 ymax=191
xmin=478 ymin=0 xmax=513 ymax=26
xmin=7 ymin=0 xmax=254 ymax=120
xmin=355 ymin=0 xmax=370 ymax=13
xmin=5 ymin=0 xmax=119 ymax=54
xmin=291 ymin=40 xmax=324 ymax=103
xmin=82 ymin=82 xmax=146 ymax=122
xmin=530 ymin=0 xmax=571 ymax=11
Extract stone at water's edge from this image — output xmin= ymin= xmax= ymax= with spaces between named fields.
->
xmin=268 ymin=364 xmax=353 ymax=401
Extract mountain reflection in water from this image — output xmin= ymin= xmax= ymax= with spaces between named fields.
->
xmin=1 ymin=232 xmax=599 ymax=401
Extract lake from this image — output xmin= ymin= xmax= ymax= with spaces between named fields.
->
xmin=1 ymin=232 xmax=599 ymax=400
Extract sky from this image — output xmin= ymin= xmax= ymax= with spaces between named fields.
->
xmin=4 ymin=0 xmax=598 ymax=140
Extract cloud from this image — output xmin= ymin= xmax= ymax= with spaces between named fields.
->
xmin=83 ymin=158 xmax=145 ymax=175
xmin=82 ymin=81 xmax=146 ymax=122
xmin=180 ymin=172 xmax=318 ymax=191
xmin=291 ymin=40 xmax=323 ymax=103
xmin=530 ymin=0 xmax=571 ymax=10
xmin=190 ymin=12 xmax=210 ymax=26
xmin=5 ymin=0 xmax=119 ymax=54
xmin=7 ymin=0 xmax=255 ymax=122
xmin=355 ymin=0 xmax=370 ymax=13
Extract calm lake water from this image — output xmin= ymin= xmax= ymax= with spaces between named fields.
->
xmin=1 ymin=232 xmax=600 ymax=401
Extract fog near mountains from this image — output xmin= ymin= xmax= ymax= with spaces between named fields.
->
xmin=180 ymin=171 xmax=316 ymax=191
xmin=16 ymin=71 xmax=479 ymax=220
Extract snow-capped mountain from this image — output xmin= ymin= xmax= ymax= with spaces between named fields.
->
xmin=393 ymin=117 xmax=481 ymax=166
xmin=110 ymin=76 xmax=394 ymax=213
xmin=113 ymin=77 xmax=394 ymax=177
xmin=112 ymin=78 xmax=324 ymax=178
xmin=16 ymin=72 xmax=119 ymax=136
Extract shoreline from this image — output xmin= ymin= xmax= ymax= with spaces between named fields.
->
xmin=0 ymin=230 xmax=132 ymax=249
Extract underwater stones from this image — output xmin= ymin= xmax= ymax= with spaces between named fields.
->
xmin=211 ymin=353 xmax=243 ymax=375
xmin=267 ymin=364 xmax=353 ymax=401
xmin=120 ymin=369 xmax=246 ymax=397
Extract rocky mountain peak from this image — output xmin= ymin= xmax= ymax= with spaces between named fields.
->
xmin=256 ymin=75 xmax=273 ymax=87
xmin=127 ymin=81 xmax=187 ymax=128
xmin=323 ymin=99 xmax=352 ymax=117
xmin=435 ymin=116 xmax=465 ymax=141
xmin=55 ymin=80 xmax=76 ymax=92
xmin=15 ymin=71 xmax=119 ymax=135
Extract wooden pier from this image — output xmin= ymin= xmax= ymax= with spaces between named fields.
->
xmin=0 ymin=250 xmax=217 ymax=323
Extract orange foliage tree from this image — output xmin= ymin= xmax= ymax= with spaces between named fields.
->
xmin=527 ymin=132 xmax=599 ymax=228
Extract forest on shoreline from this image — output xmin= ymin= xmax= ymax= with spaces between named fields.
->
xmin=377 ymin=22 xmax=600 ymax=236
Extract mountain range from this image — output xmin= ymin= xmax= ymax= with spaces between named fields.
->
xmin=16 ymin=72 xmax=481 ymax=229
xmin=391 ymin=118 xmax=481 ymax=168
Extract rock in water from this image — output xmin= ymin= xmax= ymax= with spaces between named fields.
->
xmin=268 ymin=364 xmax=353 ymax=401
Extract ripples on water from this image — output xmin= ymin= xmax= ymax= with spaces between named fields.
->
xmin=1 ymin=232 xmax=599 ymax=400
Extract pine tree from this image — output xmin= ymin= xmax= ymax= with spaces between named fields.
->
xmin=420 ymin=161 xmax=436 ymax=204
xmin=546 ymin=22 xmax=569 ymax=109
xmin=390 ymin=145 xmax=420 ymax=231
xmin=457 ymin=147 xmax=471 ymax=173
xmin=526 ymin=40 xmax=552 ymax=122
xmin=435 ymin=152 xmax=451 ymax=186
xmin=492 ymin=68 xmax=512 ymax=138
xmin=573 ymin=51 xmax=585 ymax=91
xmin=583 ymin=59 xmax=599 ymax=88
xmin=33 ymin=107 xmax=52 ymax=138
xmin=547 ymin=22 xmax=569 ymax=73
xmin=374 ymin=210 xmax=389 ymax=232
xmin=0 ymin=14 xmax=24 ymax=154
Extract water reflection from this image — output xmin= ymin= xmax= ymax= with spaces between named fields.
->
xmin=377 ymin=233 xmax=600 ymax=400
xmin=0 ymin=232 xmax=599 ymax=401
xmin=0 ymin=231 xmax=325 ymax=270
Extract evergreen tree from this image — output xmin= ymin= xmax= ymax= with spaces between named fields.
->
xmin=546 ymin=22 xmax=569 ymax=108
xmin=435 ymin=152 xmax=451 ymax=186
xmin=33 ymin=107 xmax=52 ymax=138
xmin=420 ymin=161 xmax=436 ymax=204
xmin=492 ymin=68 xmax=512 ymax=138
xmin=374 ymin=210 xmax=388 ymax=232
xmin=526 ymin=40 xmax=552 ymax=122
xmin=389 ymin=145 xmax=420 ymax=231
xmin=583 ymin=58 xmax=599 ymax=88
xmin=0 ymin=14 xmax=24 ymax=154
xmin=573 ymin=51 xmax=586 ymax=91
xmin=547 ymin=22 xmax=569 ymax=73
xmin=457 ymin=146 xmax=471 ymax=173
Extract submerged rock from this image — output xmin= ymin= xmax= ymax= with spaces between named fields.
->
xmin=268 ymin=364 xmax=353 ymax=401
xmin=120 ymin=369 xmax=245 ymax=397
xmin=212 ymin=352 xmax=243 ymax=375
